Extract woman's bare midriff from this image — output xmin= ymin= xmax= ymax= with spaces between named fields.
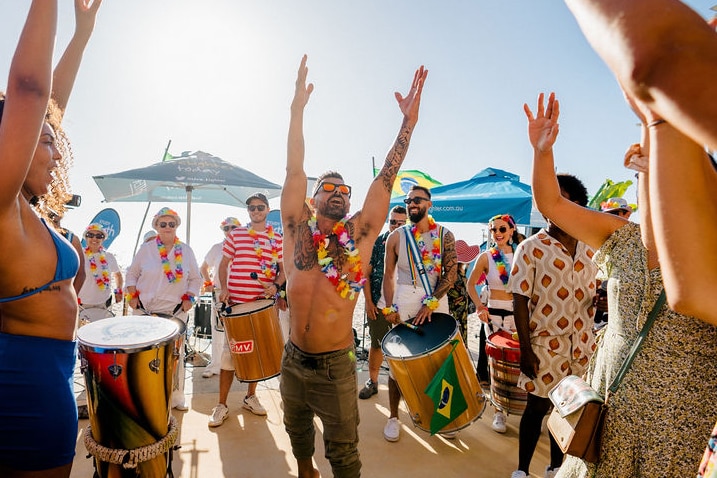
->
xmin=0 ymin=282 xmax=78 ymax=341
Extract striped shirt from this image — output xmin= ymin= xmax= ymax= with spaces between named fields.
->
xmin=223 ymin=226 xmax=283 ymax=303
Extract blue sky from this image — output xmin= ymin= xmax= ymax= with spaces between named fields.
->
xmin=1 ymin=0 xmax=713 ymax=266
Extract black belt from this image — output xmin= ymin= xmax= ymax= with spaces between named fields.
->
xmin=488 ymin=307 xmax=513 ymax=317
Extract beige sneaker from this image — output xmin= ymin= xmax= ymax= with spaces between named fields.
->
xmin=243 ymin=395 xmax=267 ymax=416
xmin=208 ymin=404 xmax=229 ymax=427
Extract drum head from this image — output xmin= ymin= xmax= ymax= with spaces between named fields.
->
xmin=77 ymin=315 xmax=179 ymax=353
xmin=223 ymin=299 xmax=275 ymax=317
xmin=381 ymin=313 xmax=458 ymax=358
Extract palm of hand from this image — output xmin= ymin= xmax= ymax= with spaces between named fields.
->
xmin=529 ymin=118 xmax=556 ymax=152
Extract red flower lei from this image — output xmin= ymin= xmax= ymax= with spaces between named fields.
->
xmin=248 ymin=225 xmax=280 ymax=281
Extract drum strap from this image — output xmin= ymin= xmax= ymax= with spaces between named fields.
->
xmin=403 ymin=226 xmax=444 ymax=297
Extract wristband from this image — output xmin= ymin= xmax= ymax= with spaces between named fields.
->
xmin=113 ymin=288 xmax=123 ymax=295
xmin=275 ymin=290 xmax=286 ymax=299
xmin=203 ymin=280 xmax=214 ymax=288
xmin=125 ymin=290 xmax=140 ymax=301
xmin=181 ymin=293 xmax=197 ymax=304
xmin=647 ymin=119 xmax=666 ymax=128
xmin=422 ymin=295 xmax=439 ymax=311
xmin=381 ymin=304 xmax=399 ymax=315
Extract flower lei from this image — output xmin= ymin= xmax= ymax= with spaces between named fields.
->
xmin=489 ymin=246 xmax=510 ymax=286
xmin=412 ymin=216 xmax=442 ymax=276
xmin=156 ymin=236 xmax=183 ymax=283
xmin=308 ymin=215 xmax=366 ymax=300
xmin=85 ymin=247 xmax=110 ymax=290
xmin=248 ymin=225 xmax=280 ymax=281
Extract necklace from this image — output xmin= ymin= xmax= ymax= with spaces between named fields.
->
xmin=156 ymin=236 xmax=183 ymax=283
xmin=85 ymin=247 xmax=110 ymax=290
xmin=248 ymin=225 xmax=280 ymax=281
xmin=308 ymin=215 xmax=366 ymax=300
xmin=489 ymin=246 xmax=511 ymax=286
xmin=411 ymin=216 xmax=441 ymax=275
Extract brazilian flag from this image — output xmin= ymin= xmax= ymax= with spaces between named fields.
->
xmin=424 ymin=340 xmax=468 ymax=435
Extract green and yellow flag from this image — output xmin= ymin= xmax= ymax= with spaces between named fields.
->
xmin=424 ymin=340 xmax=468 ymax=434
xmin=373 ymin=168 xmax=442 ymax=198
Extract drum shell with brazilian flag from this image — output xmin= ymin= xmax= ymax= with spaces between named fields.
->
xmin=424 ymin=339 xmax=469 ymax=434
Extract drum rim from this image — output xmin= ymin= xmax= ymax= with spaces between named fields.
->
xmin=380 ymin=313 xmax=458 ymax=358
xmin=77 ymin=316 xmax=180 ymax=353
xmin=221 ymin=298 xmax=275 ymax=317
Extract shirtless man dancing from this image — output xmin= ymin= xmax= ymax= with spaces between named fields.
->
xmin=279 ymin=55 xmax=427 ymax=478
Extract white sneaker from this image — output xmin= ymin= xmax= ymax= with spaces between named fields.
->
xmin=208 ymin=404 xmax=229 ymax=427
xmin=545 ymin=466 xmax=560 ymax=478
xmin=492 ymin=410 xmax=507 ymax=433
xmin=172 ymin=397 xmax=189 ymax=411
xmin=383 ymin=417 xmax=400 ymax=442
xmin=202 ymin=369 xmax=215 ymax=378
xmin=243 ymin=395 xmax=267 ymax=416
xmin=510 ymin=471 xmax=527 ymax=478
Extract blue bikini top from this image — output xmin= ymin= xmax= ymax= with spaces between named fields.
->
xmin=0 ymin=219 xmax=80 ymax=303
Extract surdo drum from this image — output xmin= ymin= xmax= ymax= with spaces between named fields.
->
xmin=382 ymin=313 xmax=486 ymax=434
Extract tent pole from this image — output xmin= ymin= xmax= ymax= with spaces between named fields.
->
xmin=186 ymin=186 xmax=193 ymax=245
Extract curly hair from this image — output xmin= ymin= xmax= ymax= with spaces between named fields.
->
xmin=0 ymin=94 xmax=75 ymax=223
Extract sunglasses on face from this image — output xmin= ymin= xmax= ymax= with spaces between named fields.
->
xmin=490 ymin=226 xmax=509 ymax=234
xmin=318 ymin=182 xmax=352 ymax=197
xmin=403 ymin=197 xmax=429 ymax=205
xmin=248 ymin=205 xmax=267 ymax=212
xmin=389 ymin=219 xmax=406 ymax=226
xmin=222 ymin=225 xmax=238 ymax=232
xmin=159 ymin=222 xmax=177 ymax=229
xmin=85 ymin=232 xmax=105 ymax=239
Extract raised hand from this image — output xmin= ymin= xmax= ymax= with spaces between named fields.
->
xmin=394 ymin=66 xmax=428 ymax=126
xmin=624 ymin=143 xmax=648 ymax=173
xmin=291 ymin=54 xmax=314 ymax=112
xmin=524 ymin=92 xmax=560 ymax=153
xmin=74 ymin=0 xmax=102 ymax=40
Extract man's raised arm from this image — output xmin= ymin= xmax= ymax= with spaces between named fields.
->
xmin=361 ymin=66 xmax=428 ymax=237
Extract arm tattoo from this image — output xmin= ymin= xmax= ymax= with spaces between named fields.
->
xmin=378 ymin=121 xmax=414 ymax=194
xmin=433 ymin=231 xmax=458 ymax=300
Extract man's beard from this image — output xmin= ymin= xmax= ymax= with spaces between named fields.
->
xmin=317 ymin=199 xmax=348 ymax=220
xmin=408 ymin=208 xmax=426 ymax=223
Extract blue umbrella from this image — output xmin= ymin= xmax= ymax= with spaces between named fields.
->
xmin=93 ymin=150 xmax=281 ymax=244
xmin=391 ymin=167 xmax=534 ymax=225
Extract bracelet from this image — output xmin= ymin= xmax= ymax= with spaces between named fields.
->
xmin=647 ymin=119 xmax=666 ymax=128
xmin=181 ymin=293 xmax=197 ymax=304
xmin=124 ymin=290 xmax=139 ymax=301
xmin=113 ymin=288 xmax=122 ymax=295
xmin=203 ymin=280 xmax=213 ymax=288
xmin=422 ymin=295 xmax=439 ymax=311
xmin=381 ymin=304 xmax=399 ymax=315
xmin=275 ymin=290 xmax=286 ymax=300
xmin=273 ymin=282 xmax=282 ymax=290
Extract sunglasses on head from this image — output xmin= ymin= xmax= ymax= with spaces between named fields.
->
xmin=222 ymin=225 xmax=238 ymax=232
xmin=248 ymin=205 xmax=266 ymax=212
xmin=85 ymin=232 xmax=105 ymax=239
xmin=490 ymin=226 xmax=509 ymax=234
xmin=159 ymin=222 xmax=177 ymax=229
xmin=389 ymin=219 xmax=406 ymax=226
xmin=403 ymin=197 xmax=429 ymax=205
xmin=318 ymin=182 xmax=352 ymax=197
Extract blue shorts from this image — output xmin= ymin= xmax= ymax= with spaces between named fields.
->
xmin=0 ymin=333 xmax=77 ymax=470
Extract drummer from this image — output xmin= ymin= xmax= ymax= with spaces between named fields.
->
xmin=466 ymin=214 xmax=524 ymax=434
xmin=125 ymin=207 xmax=202 ymax=411
xmin=210 ymin=192 xmax=286 ymax=427
xmin=382 ymin=185 xmax=458 ymax=442
xmin=78 ymin=223 xmax=123 ymax=324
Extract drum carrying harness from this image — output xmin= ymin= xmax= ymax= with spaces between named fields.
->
xmin=402 ymin=225 xmax=444 ymax=297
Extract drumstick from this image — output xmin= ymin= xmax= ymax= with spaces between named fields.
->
xmin=400 ymin=321 xmax=424 ymax=336
xmin=250 ymin=272 xmax=274 ymax=299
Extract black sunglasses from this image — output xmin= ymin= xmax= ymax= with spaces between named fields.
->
xmin=222 ymin=225 xmax=238 ymax=231
xmin=159 ymin=222 xmax=177 ymax=229
xmin=248 ymin=205 xmax=267 ymax=212
xmin=490 ymin=226 xmax=509 ymax=234
xmin=318 ymin=182 xmax=352 ymax=197
xmin=85 ymin=232 xmax=105 ymax=239
xmin=403 ymin=197 xmax=429 ymax=205
xmin=389 ymin=219 xmax=406 ymax=226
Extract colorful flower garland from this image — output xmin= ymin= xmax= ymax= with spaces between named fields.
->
xmin=156 ymin=236 xmax=183 ymax=283
xmin=489 ymin=246 xmax=510 ymax=286
xmin=84 ymin=247 xmax=110 ymax=290
xmin=412 ymin=216 xmax=442 ymax=276
xmin=248 ymin=225 xmax=280 ymax=281
xmin=308 ymin=215 xmax=366 ymax=300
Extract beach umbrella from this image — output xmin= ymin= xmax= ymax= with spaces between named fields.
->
xmin=93 ymin=150 xmax=281 ymax=245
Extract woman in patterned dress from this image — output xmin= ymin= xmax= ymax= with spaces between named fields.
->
xmin=526 ymin=92 xmax=717 ymax=477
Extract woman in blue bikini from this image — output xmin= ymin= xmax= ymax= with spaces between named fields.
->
xmin=0 ymin=1 xmax=101 ymax=477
